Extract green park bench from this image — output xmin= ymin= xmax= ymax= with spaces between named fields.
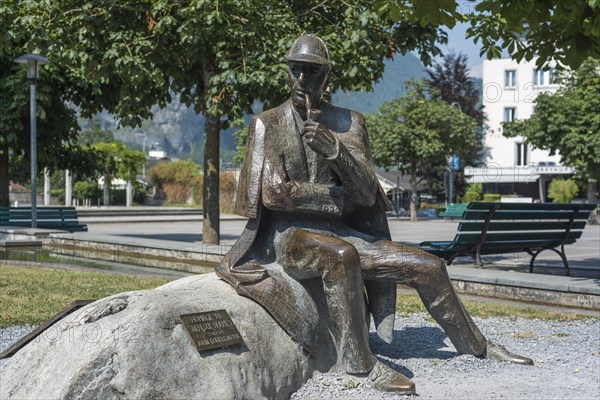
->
xmin=440 ymin=203 xmax=468 ymax=220
xmin=420 ymin=202 xmax=597 ymax=276
xmin=0 ymin=206 xmax=87 ymax=233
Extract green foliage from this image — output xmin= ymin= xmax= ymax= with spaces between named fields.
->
xmin=79 ymin=119 xmax=115 ymax=146
xmin=3 ymin=0 xmax=451 ymax=239
xmin=92 ymin=142 xmax=145 ymax=182
xmin=395 ymin=293 xmax=594 ymax=321
xmin=503 ymin=58 xmax=600 ymax=182
xmin=147 ymin=160 xmax=203 ymax=205
xmin=464 ymin=191 xmax=481 ymax=203
xmin=374 ymin=0 xmax=600 ymax=70
xmin=427 ymin=53 xmax=484 ymax=127
xmin=548 ymin=179 xmax=579 ymax=203
xmin=483 ymin=193 xmax=501 ymax=202
xmin=368 ymin=79 xmax=478 ymax=219
xmin=0 ymin=1 xmax=87 ymax=178
xmin=463 ymin=183 xmax=482 ymax=202
xmin=73 ymin=181 xmax=101 ymax=201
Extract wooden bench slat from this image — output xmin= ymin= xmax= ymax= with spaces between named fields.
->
xmin=440 ymin=203 xmax=468 ymax=218
xmin=0 ymin=206 xmax=87 ymax=232
xmin=420 ymin=201 xmax=596 ymax=275
xmin=467 ymin=202 xmax=597 ymax=211
xmin=454 ymin=231 xmax=582 ymax=244
xmin=458 ymin=221 xmax=587 ymax=232
xmin=462 ymin=210 xmax=592 ymax=220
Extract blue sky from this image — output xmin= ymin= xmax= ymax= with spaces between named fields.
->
xmin=436 ymin=21 xmax=485 ymax=78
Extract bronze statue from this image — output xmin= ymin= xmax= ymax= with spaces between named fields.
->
xmin=217 ymin=34 xmax=532 ymax=394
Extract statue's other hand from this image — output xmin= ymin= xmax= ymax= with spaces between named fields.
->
xmin=303 ymin=120 xmax=338 ymax=158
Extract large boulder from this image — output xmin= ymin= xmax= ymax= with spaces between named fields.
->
xmin=0 ymin=273 xmax=337 ymax=399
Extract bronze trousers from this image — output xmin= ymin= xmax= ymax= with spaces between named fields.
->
xmin=277 ymin=227 xmax=487 ymax=374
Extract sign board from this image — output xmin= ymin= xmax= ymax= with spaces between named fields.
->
xmin=180 ymin=310 xmax=244 ymax=352
xmin=451 ymin=155 xmax=460 ymax=171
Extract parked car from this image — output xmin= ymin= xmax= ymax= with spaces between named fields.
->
xmin=417 ymin=208 xmax=438 ymax=219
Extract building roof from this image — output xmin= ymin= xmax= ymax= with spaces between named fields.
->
xmin=375 ymin=169 xmax=428 ymax=193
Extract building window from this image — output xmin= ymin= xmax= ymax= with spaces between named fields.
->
xmin=504 ymin=107 xmax=516 ymax=122
xmin=533 ymin=69 xmax=544 ymax=86
xmin=505 ymin=70 xmax=516 ymax=88
xmin=548 ymin=68 xmax=558 ymax=84
xmin=516 ymin=142 xmax=528 ymax=166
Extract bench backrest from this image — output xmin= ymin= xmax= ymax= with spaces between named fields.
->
xmin=0 ymin=207 xmax=85 ymax=232
xmin=443 ymin=203 xmax=468 ymax=214
xmin=1 ymin=207 xmax=79 ymax=221
xmin=452 ymin=202 xmax=597 ymax=247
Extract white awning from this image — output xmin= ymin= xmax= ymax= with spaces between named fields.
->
xmin=464 ymin=165 xmax=574 ymax=184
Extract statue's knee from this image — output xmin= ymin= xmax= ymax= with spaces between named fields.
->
xmin=411 ymin=255 xmax=447 ymax=285
xmin=323 ymin=242 xmax=360 ymax=281
xmin=337 ymin=243 xmax=360 ymax=267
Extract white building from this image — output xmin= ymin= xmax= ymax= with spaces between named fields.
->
xmin=465 ymin=57 xmax=574 ymax=201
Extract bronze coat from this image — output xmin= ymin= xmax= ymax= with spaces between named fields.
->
xmin=216 ymin=100 xmax=397 ymax=355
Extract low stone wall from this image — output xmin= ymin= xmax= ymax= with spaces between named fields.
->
xmin=452 ymin=280 xmax=600 ymax=311
xmin=46 ymin=237 xmax=226 ymax=274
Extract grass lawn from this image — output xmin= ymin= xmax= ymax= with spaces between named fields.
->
xmin=0 ymin=263 xmax=169 ymax=328
xmin=0 ymin=262 xmax=593 ymax=329
xmin=395 ymin=293 xmax=593 ymax=321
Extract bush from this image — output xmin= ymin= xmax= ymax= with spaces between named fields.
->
xmin=147 ymin=160 xmax=203 ymax=205
xmin=220 ymin=172 xmax=237 ymax=213
xmin=111 ymin=189 xmax=126 ymax=205
xmin=73 ymin=181 xmax=101 ymax=203
xmin=483 ymin=194 xmax=501 ymax=202
xmin=464 ymin=191 xmax=481 ymax=203
xmin=548 ymin=179 xmax=579 ymax=203
xmin=50 ymin=188 xmax=65 ymax=204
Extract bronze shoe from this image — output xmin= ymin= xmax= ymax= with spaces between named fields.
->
xmin=485 ymin=341 xmax=534 ymax=365
xmin=368 ymin=360 xmax=416 ymax=395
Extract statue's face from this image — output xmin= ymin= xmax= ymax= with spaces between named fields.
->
xmin=287 ymin=61 xmax=330 ymax=110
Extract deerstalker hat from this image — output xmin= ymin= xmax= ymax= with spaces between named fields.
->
xmin=286 ymin=34 xmax=331 ymax=65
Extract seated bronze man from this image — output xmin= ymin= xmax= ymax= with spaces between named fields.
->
xmin=217 ymin=34 xmax=532 ymax=395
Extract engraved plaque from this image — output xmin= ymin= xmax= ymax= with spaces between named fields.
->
xmin=180 ymin=310 xmax=244 ymax=352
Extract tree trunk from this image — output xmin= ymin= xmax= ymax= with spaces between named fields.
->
xmin=588 ymin=178 xmax=599 ymax=225
xmin=0 ymin=140 xmax=9 ymax=207
xmin=587 ymin=178 xmax=598 ymax=203
xmin=103 ymin=175 xmax=110 ymax=206
xmin=203 ymin=113 xmax=221 ymax=244
xmin=409 ymin=174 xmax=418 ymax=222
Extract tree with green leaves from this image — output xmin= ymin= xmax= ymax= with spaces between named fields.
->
xmin=0 ymin=1 xmax=106 ymax=206
xmin=427 ymin=52 xmax=484 ymax=199
xmin=374 ymin=0 xmax=600 ymax=69
xmin=92 ymin=142 xmax=145 ymax=206
xmin=427 ymin=52 xmax=484 ymax=126
xmin=78 ymin=119 xmax=115 ymax=146
xmin=503 ymin=58 xmax=600 ymax=205
xmin=3 ymin=0 xmax=448 ymax=242
xmin=368 ymin=80 xmax=478 ymax=221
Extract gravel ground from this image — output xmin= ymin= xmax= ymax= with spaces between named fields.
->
xmin=1 ymin=315 xmax=599 ymax=399
xmin=291 ymin=314 xmax=600 ymax=400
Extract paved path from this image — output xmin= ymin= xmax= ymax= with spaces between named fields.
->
xmin=77 ymin=216 xmax=600 ymax=273
xmin=6 ymin=212 xmax=596 ymax=310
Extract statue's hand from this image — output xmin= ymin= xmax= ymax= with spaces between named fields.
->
xmin=303 ymin=120 xmax=338 ymax=158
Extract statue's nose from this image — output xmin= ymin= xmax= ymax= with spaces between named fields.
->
xmin=298 ymin=71 xmax=306 ymax=84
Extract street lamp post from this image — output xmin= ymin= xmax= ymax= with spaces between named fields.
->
xmin=14 ymin=54 xmax=50 ymax=228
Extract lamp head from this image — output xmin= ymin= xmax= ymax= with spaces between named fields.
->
xmin=14 ymin=54 xmax=50 ymax=80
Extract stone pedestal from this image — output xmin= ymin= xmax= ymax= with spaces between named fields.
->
xmin=0 ymin=274 xmax=337 ymax=399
